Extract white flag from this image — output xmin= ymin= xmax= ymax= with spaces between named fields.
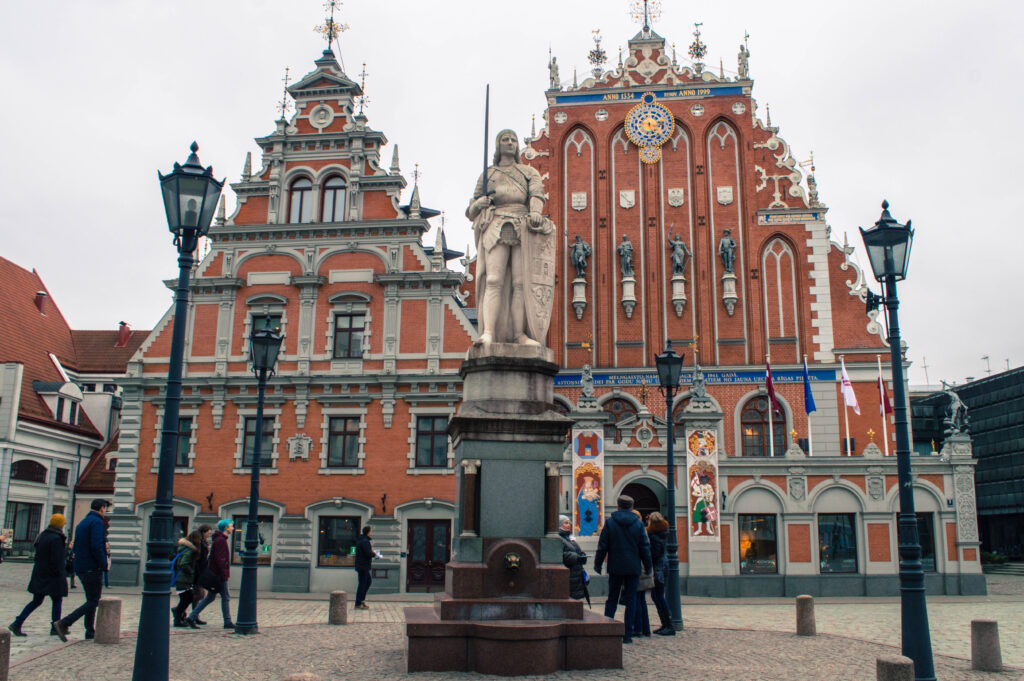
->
xmin=840 ymin=358 xmax=861 ymax=415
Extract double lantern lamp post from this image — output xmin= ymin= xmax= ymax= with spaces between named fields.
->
xmin=860 ymin=200 xmax=935 ymax=681
xmin=654 ymin=340 xmax=685 ymax=631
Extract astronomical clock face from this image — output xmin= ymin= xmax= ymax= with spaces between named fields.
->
xmin=625 ymin=94 xmax=674 ymax=147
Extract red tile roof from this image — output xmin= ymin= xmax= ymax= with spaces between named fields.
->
xmin=76 ymin=433 xmax=117 ymax=494
xmin=71 ymin=330 xmax=147 ymax=372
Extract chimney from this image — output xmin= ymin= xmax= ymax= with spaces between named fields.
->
xmin=34 ymin=291 xmax=47 ymax=313
xmin=115 ymin=321 xmax=132 ymax=348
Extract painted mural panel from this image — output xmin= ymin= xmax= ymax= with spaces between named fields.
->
xmin=572 ymin=429 xmax=604 ymax=537
xmin=686 ymin=428 xmax=720 ymax=540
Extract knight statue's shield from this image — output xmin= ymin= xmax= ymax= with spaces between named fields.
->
xmin=522 ymin=217 xmax=556 ymax=342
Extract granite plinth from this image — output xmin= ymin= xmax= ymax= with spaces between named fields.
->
xmin=458 ymin=345 xmax=559 ymax=416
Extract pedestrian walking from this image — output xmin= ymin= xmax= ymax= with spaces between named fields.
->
xmin=557 ymin=515 xmax=587 ymax=601
xmin=171 ymin=528 xmax=209 ymax=629
xmin=187 ymin=519 xmax=233 ymax=628
xmin=646 ymin=511 xmax=675 ymax=636
xmin=52 ymin=499 xmax=110 ymax=642
xmin=65 ymin=536 xmax=76 ymax=589
xmin=189 ymin=524 xmax=212 ymax=624
xmin=8 ymin=514 xmax=68 ymax=637
xmin=354 ymin=526 xmax=379 ymax=609
xmin=593 ymin=495 xmax=652 ymax=644
xmin=629 ymin=509 xmax=653 ymax=637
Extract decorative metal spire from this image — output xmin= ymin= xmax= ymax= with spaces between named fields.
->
xmin=530 ymin=114 xmax=536 ymax=140
xmin=278 ymin=66 xmax=292 ymax=120
xmin=766 ymin=103 xmax=772 ymax=127
xmin=629 ymin=0 xmax=662 ymax=34
xmin=688 ymin=22 xmax=707 ymax=76
xmin=671 ymin=42 xmax=678 ymax=67
xmin=356 ymin=62 xmax=369 ymax=114
xmin=720 ymin=57 xmax=724 ymax=79
xmin=572 ymin=67 xmax=578 ymax=89
xmin=588 ymin=30 xmax=607 ymax=78
xmin=316 ymin=0 xmax=349 ymax=56
xmin=412 ymin=162 xmax=422 ymax=187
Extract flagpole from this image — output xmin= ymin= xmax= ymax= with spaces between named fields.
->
xmin=841 ymin=355 xmax=851 ymax=456
xmin=767 ymin=354 xmax=775 ymax=457
xmin=805 ymin=354 xmax=814 ymax=457
xmin=878 ymin=354 xmax=890 ymax=456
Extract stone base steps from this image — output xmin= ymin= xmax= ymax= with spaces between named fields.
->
xmin=983 ymin=562 xmax=1024 ymax=575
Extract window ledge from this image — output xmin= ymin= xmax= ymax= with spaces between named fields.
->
xmin=151 ymin=467 xmax=197 ymax=475
xmin=317 ymin=467 xmax=365 ymax=476
xmin=232 ymin=468 xmax=279 ymax=475
xmin=330 ymin=359 xmax=364 ymax=371
xmin=407 ymin=468 xmax=455 ymax=476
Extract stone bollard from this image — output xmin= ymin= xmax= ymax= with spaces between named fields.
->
xmin=1 ymin=629 xmax=11 ymax=681
xmin=282 ymin=675 xmax=323 ymax=681
xmin=876 ymin=655 xmax=914 ymax=681
xmin=95 ymin=597 xmax=122 ymax=644
xmin=795 ymin=594 xmax=816 ymax=636
xmin=971 ymin=619 xmax=1003 ymax=672
xmin=329 ymin=590 xmax=348 ymax=625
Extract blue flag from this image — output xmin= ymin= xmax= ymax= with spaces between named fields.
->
xmin=802 ymin=358 xmax=817 ymax=414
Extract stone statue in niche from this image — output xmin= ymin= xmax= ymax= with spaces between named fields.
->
xmin=467 ymin=129 xmax=556 ymax=347
xmin=737 ymin=43 xmax=750 ymax=79
xmin=668 ymin=233 xmax=692 ymax=275
xmin=581 ymin=364 xmax=595 ymax=399
xmin=569 ymin=235 xmax=592 ymax=279
xmin=718 ymin=229 xmax=737 ymax=273
xmin=617 ymin=235 xmax=634 ymax=277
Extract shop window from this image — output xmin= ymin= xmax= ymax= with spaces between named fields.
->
xmin=740 ymin=396 xmax=787 ymax=457
xmin=175 ymin=417 xmax=193 ymax=467
xmin=327 ymin=417 xmax=360 ymax=468
xmin=288 ymin=177 xmax=313 ymax=223
xmin=917 ymin=512 xmax=936 ymax=572
xmin=317 ymin=516 xmax=361 ymax=566
xmin=55 ymin=468 xmax=70 ymax=487
xmin=232 ymin=515 xmax=273 ymax=565
xmin=242 ymin=417 xmax=275 ymax=467
xmin=11 ymin=460 xmax=47 ymax=484
xmin=818 ymin=513 xmax=858 ymax=573
xmin=416 ymin=416 xmax=449 ymax=468
xmin=321 ymin=175 xmax=347 ymax=222
xmin=332 ymin=313 xmax=365 ymax=359
xmin=602 ymin=398 xmax=637 ymax=444
xmin=5 ymin=501 xmax=42 ymax=552
xmin=738 ymin=514 xmax=778 ymax=574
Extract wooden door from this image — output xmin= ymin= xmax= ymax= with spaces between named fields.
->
xmin=406 ymin=519 xmax=450 ymax=591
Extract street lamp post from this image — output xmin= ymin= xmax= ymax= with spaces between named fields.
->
xmin=860 ymin=200 xmax=935 ymax=681
xmin=133 ymin=143 xmax=223 ymax=681
xmin=234 ymin=319 xmax=283 ymax=635
xmin=654 ymin=339 xmax=684 ymax=631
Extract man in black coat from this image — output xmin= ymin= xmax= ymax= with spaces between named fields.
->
xmin=8 ymin=513 xmax=68 ymax=636
xmin=593 ymin=495 xmax=652 ymax=644
xmin=354 ymin=526 xmax=375 ymax=610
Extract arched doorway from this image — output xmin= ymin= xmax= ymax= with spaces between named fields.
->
xmin=622 ymin=481 xmax=666 ymax=523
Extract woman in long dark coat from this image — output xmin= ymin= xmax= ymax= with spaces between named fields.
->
xmin=7 ymin=514 xmax=68 ymax=636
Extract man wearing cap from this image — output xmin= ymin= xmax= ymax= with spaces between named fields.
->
xmin=592 ymin=494 xmax=652 ymax=644
xmin=8 ymin=513 xmax=68 ymax=636
xmin=53 ymin=499 xmax=110 ymax=641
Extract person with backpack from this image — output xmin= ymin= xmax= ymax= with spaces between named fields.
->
xmin=171 ymin=529 xmax=206 ymax=629
xmin=186 ymin=519 xmax=233 ymax=628
xmin=592 ymin=494 xmax=652 ymax=645
xmin=188 ymin=524 xmax=212 ymax=624
xmin=8 ymin=514 xmax=68 ymax=637
xmin=52 ymin=500 xmax=110 ymax=642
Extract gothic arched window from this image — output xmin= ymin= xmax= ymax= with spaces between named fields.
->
xmin=740 ymin=395 xmax=787 ymax=457
xmin=321 ymin=175 xmax=347 ymax=222
xmin=288 ymin=177 xmax=313 ymax=223
xmin=603 ymin=398 xmax=637 ymax=444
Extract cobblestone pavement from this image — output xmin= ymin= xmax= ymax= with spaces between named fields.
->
xmin=4 ymin=561 xmax=1023 ymax=679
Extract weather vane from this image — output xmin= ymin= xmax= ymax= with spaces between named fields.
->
xmin=688 ymin=22 xmax=707 ymax=75
xmin=629 ymin=0 xmax=662 ymax=33
xmin=316 ymin=1 xmax=349 ymax=50
xmin=588 ymin=30 xmax=607 ymax=78
xmin=278 ymin=66 xmax=292 ymax=120
xmin=356 ymin=62 xmax=369 ymax=114
xmin=412 ymin=162 xmax=422 ymax=187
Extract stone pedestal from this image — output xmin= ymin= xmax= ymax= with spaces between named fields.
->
xmin=621 ymin=276 xmax=636 ymax=318
xmin=571 ymin=277 xmax=587 ymax=320
xmin=329 ymin=591 xmax=347 ymax=625
xmin=721 ymin=272 xmax=738 ymax=316
xmin=95 ymin=597 xmax=121 ymax=644
xmin=406 ymin=343 xmax=623 ymax=675
xmin=670 ymin=273 xmax=687 ymax=316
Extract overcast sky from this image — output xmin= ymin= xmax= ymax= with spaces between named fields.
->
xmin=2 ymin=1 xmax=1020 ymax=386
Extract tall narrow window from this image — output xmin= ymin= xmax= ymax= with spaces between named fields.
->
xmin=327 ymin=417 xmax=360 ymax=467
xmin=322 ymin=176 xmax=347 ymax=222
xmin=818 ymin=513 xmax=858 ymax=573
xmin=917 ymin=512 xmax=936 ymax=572
xmin=175 ymin=417 xmax=193 ymax=467
xmin=738 ymin=514 xmax=778 ymax=574
xmin=333 ymin=313 xmax=365 ymax=359
xmin=55 ymin=397 xmax=65 ymax=422
xmin=416 ymin=416 xmax=449 ymax=468
xmin=68 ymin=402 xmax=78 ymax=425
xmin=288 ymin=177 xmax=313 ymax=223
xmin=740 ymin=396 xmax=787 ymax=456
xmin=243 ymin=416 xmax=275 ymax=467
xmin=602 ymin=398 xmax=638 ymax=444
xmin=55 ymin=468 xmax=70 ymax=487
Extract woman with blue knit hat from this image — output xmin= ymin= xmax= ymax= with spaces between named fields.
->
xmin=8 ymin=513 xmax=68 ymax=637
xmin=187 ymin=518 xmax=234 ymax=628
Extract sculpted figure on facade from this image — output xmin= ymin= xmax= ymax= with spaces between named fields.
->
xmin=718 ymin=229 xmax=737 ymax=274
xmin=737 ymin=44 xmax=750 ymax=79
xmin=668 ymin=233 xmax=692 ymax=275
xmin=617 ymin=234 xmax=634 ymax=277
xmin=569 ymin=235 xmax=592 ymax=279
xmin=548 ymin=55 xmax=560 ymax=90
xmin=942 ymin=383 xmax=969 ymax=435
xmin=467 ymin=129 xmax=556 ymax=348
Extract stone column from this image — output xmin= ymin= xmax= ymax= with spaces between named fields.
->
xmin=460 ymin=459 xmax=480 ymax=537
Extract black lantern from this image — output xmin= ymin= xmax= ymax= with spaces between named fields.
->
xmin=158 ymin=142 xmax=224 ymax=237
xmin=655 ymin=339 xmax=684 ymax=390
xmin=859 ymin=200 xmax=913 ymax=282
xmin=250 ymin=320 xmax=283 ymax=373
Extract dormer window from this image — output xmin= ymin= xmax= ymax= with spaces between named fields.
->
xmin=288 ymin=177 xmax=313 ymax=223
xmin=322 ymin=176 xmax=347 ymax=222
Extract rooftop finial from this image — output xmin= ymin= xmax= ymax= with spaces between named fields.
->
xmin=316 ymin=1 xmax=349 ymax=56
xmin=241 ymin=151 xmax=252 ymax=181
xmin=278 ymin=67 xmax=292 ymax=121
xmin=390 ymin=145 xmax=400 ymax=174
xmin=766 ymin=103 xmax=772 ymax=127
xmin=356 ymin=62 xmax=369 ymax=115
xmin=629 ymin=0 xmax=662 ymax=34
xmin=412 ymin=162 xmax=422 ymax=187
xmin=531 ymin=114 xmax=536 ymax=139
xmin=588 ymin=30 xmax=607 ymax=79
xmin=688 ymin=22 xmax=707 ymax=76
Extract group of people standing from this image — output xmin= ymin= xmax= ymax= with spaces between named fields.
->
xmin=563 ymin=494 xmax=676 ymax=644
